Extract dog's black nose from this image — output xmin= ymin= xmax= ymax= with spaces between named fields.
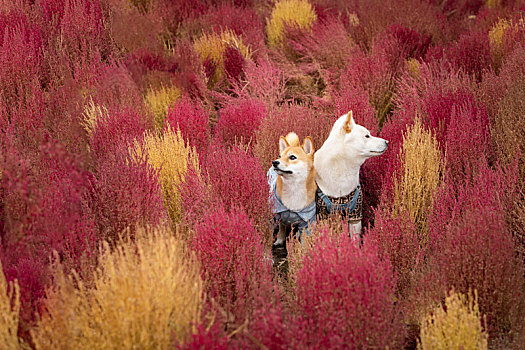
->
xmin=272 ymin=160 xmax=280 ymax=167
xmin=385 ymin=140 xmax=389 ymax=145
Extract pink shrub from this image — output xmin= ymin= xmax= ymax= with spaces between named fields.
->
xmin=442 ymin=30 xmax=492 ymax=81
xmin=165 ymin=96 xmax=209 ymax=154
xmin=0 ymin=141 xmax=96 ymax=328
xmin=387 ymin=24 xmax=432 ymax=60
xmin=37 ymin=0 xmax=112 ymax=60
xmin=87 ymin=150 xmax=167 ymax=242
xmin=371 ymin=24 xmax=432 ymax=72
xmin=335 ymin=48 xmax=398 ymax=126
xmin=254 ymin=103 xmax=332 ymax=171
xmin=178 ymin=323 xmax=229 ymax=349
xmin=444 ymin=99 xmax=491 ymax=185
xmin=223 ymin=46 xmax=246 ymax=82
xmin=214 ymin=98 xmax=266 ymax=147
xmin=90 ymin=108 xmax=149 ymax=161
xmin=342 ymin=0 xmax=444 ymax=47
xmin=196 ymin=3 xmax=265 ymax=54
xmin=178 ymin=166 xmax=220 ymax=228
xmin=0 ymin=13 xmax=45 ymax=113
xmin=191 ymin=206 xmax=273 ymax=325
xmin=124 ymin=49 xmax=178 ymax=90
xmin=293 ymin=226 xmax=403 ymax=348
xmin=366 ymin=209 xmax=421 ymax=298
xmin=368 ymin=108 xmax=415 ymax=215
xmin=333 ymin=83 xmax=377 ymax=133
xmin=287 ymin=16 xmax=358 ymax=80
xmin=429 ymin=0 xmax=484 ymax=19
xmin=481 ymin=45 xmax=525 ymax=121
xmin=244 ymin=300 xmax=307 ymax=350
xmin=204 ymin=143 xmax=270 ymax=236
xmin=396 ymin=63 xmax=479 ymax=149
xmin=419 ymin=164 xmax=524 ymax=338
xmin=170 ymin=39 xmax=208 ymax=100
xmin=90 ymin=63 xmax=145 ymax=112
xmin=229 ymin=59 xmax=286 ymax=110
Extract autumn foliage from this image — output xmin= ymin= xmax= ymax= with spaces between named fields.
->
xmin=1 ymin=0 xmax=524 ymax=348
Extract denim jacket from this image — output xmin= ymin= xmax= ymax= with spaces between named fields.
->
xmin=267 ymin=168 xmax=316 ymax=237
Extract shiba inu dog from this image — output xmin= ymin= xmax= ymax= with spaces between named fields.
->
xmin=268 ymin=132 xmax=316 ymax=245
xmin=314 ymin=111 xmax=388 ymax=238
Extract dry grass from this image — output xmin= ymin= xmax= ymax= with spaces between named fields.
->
xmin=393 ymin=119 xmax=444 ymax=236
xmin=266 ymin=0 xmax=317 ymax=48
xmin=418 ymin=289 xmax=488 ymax=350
xmin=0 ymin=261 xmax=23 ymax=349
xmin=82 ymin=99 xmax=109 ymax=137
xmin=144 ymin=84 xmax=181 ymax=130
xmin=131 ymin=129 xmax=200 ymax=225
xmin=32 ymin=226 xmax=204 ymax=349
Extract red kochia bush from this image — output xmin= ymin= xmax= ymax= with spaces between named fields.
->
xmin=89 ymin=108 xmax=148 ymax=161
xmin=191 ymin=206 xmax=273 ymax=325
xmin=254 ymin=103 xmax=332 ymax=171
xmin=88 ymin=150 xmax=167 ymax=242
xmin=200 ymin=3 xmax=265 ymax=53
xmin=421 ymin=164 xmax=524 ymax=338
xmin=178 ymin=324 xmax=229 ymax=349
xmin=0 ymin=13 xmax=45 ymax=112
xmin=436 ymin=30 xmax=492 ymax=81
xmin=294 ymin=227 xmax=403 ymax=349
xmin=0 ymin=141 xmax=96 ymax=329
xmin=204 ymin=143 xmax=270 ymax=236
xmin=165 ymin=96 xmax=209 ymax=154
xmin=366 ymin=209 xmax=420 ymax=299
xmin=214 ymin=98 xmax=266 ymax=147
xmin=38 ymin=0 xmax=112 ymax=59
xmin=444 ymin=99 xmax=491 ymax=185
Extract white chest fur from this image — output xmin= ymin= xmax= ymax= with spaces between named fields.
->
xmin=278 ymin=176 xmax=311 ymax=211
xmin=314 ymin=148 xmax=361 ymax=198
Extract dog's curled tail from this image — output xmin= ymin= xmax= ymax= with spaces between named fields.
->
xmin=285 ymin=132 xmax=300 ymax=147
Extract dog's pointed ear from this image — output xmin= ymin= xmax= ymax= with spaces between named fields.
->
xmin=279 ymin=136 xmax=289 ymax=154
xmin=302 ymin=137 xmax=314 ymax=155
xmin=345 ymin=111 xmax=356 ymax=133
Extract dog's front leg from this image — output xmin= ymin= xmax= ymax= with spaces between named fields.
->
xmin=348 ymin=220 xmax=362 ymax=241
xmin=274 ymin=222 xmax=287 ymax=246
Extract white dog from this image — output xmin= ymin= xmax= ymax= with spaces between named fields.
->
xmin=314 ymin=111 xmax=388 ymax=238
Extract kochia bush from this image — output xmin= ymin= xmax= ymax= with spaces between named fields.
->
xmin=419 ymin=164 xmax=524 ymax=340
xmin=191 ymin=206 xmax=273 ymax=327
xmin=293 ymin=227 xmax=404 ymax=349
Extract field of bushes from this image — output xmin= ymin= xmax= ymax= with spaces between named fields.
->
xmin=1 ymin=0 xmax=525 ymax=348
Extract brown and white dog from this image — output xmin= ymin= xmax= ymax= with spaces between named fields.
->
xmin=314 ymin=111 xmax=388 ymax=238
xmin=268 ymin=132 xmax=316 ymax=245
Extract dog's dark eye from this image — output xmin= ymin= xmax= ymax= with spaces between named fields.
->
xmin=289 ymin=155 xmax=297 ymax=160
xmin=365 ymin=135 xmax=370 ymax=138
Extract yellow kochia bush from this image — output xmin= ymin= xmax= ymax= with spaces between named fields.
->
xmin=193 ymin=30 xmax=252 ymax=85
xmin=266 ymin=0 xmax=317 ymax=48
xmin=32 ymin=226 xmax=204 ymax=349
xmin=489 ymin=18 xmax=512 ymax=69
xmin=144 ymin=84 xmax=181 ymax=130
xmin=0 ymin=261 xmax=23 ymax=349
xmin=393 ymin=119 xmax=444 ymax=236
xmin=419 ymin=290 xmax=488 ymax=350
xmin=131 ymin=129 xmax=200 ymax=225
xmin=82 ymin=99 xmax=109 ymax=137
